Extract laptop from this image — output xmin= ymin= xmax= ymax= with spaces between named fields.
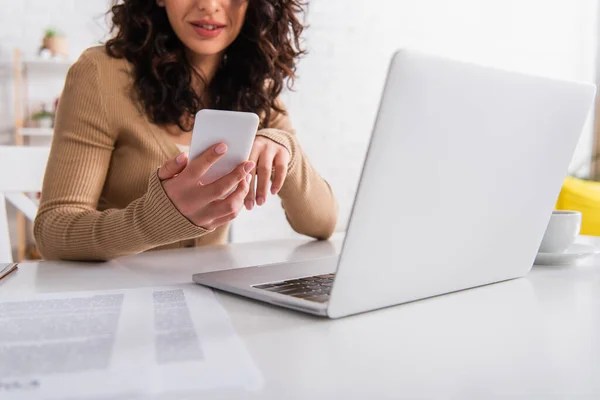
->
xmin=193 ymin=49 xmax=596 ymax=319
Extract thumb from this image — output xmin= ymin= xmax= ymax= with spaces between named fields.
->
xmin=158 ymin=152 xmax=187 ymax=181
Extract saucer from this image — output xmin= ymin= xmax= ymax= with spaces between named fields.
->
xmin=534 ymin=243 xmax=600 ymax=266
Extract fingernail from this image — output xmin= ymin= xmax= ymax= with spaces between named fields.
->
xmin=246 ymin=174 xmax=252 ymax=183
xmin=256 ymin=196 xmax=264 ymax=206
xmin=245 ymin=200 xmax=254 ymax=210
xmin=271 ymin=187 xmax=278 ymax=195
xmin=244 ymin=161 xmax=255 ymax=173
xmin=215 ymin=143 xmax=227 ymax=155
xmin=176 ymin=152 xmax=186 ymax=164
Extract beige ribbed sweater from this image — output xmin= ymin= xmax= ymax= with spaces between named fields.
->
xmin=33 ymin=46 xmax=338 ymax=261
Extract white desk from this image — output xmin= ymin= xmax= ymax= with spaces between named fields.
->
xmin=2 ymin=235 xmax=599 ymax=399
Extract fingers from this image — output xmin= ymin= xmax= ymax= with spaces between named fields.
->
xmin=205 ymin=161 xmax=255 ymax=200
xmin=202 ymin=173 xmax=251 ymax=230
xmin=244 ymin=145 xmax=261 ymax=210
xmin=205 ymin=213 xmax=237 ymax=231
xmin=158 ymin=152 xmax=188 ymax=181
xmin=255 ymin=152 xmax=274 ymax=206
xmin=209 ymin=173 xmax=251 ymax=218
xmin=244 ymin=173 xmax=256 ymax=210
xmin=182 ymin=142 xmax=228 ymax=181
xmin=270 ymin=153 xmax=288 ymax=195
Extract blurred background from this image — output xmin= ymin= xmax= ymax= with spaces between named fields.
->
xmin=1 ymin=0 xmax=599 ymax=259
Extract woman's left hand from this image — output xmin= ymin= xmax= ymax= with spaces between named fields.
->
xmin=244 ymin=136 xmax=290 ymax=210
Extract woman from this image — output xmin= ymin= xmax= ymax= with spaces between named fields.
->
xmin=33 ymin=0 xmax=338 ymax=261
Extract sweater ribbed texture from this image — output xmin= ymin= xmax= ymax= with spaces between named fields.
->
xmin=34 ymin=46 xmax=338 ymax=261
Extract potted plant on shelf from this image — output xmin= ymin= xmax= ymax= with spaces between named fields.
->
xmin=40 ymin=28 xmax=68 ymax=58
xmin=31 ymin=109 xmax=55 ymax=129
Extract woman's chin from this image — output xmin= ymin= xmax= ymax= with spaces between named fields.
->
xmin=186 ymin=42 xmax=227 ymax=59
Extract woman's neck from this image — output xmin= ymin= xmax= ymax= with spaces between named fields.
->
xmin=187 ymin=50 xmax=223 ymax=85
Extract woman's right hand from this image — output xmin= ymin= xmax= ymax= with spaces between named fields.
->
xmin=159 ymin=143 xmax=255 ymax=230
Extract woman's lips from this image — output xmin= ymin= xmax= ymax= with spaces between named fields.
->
xmin=190 ymin=21 xmax=226 ymax=39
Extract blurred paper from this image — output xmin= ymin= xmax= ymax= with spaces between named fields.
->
xmin=0 ymin=285 xmax=262 ymax=399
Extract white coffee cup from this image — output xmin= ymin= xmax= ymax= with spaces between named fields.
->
xmin=538 ymin=210 xmax=582 ymax=253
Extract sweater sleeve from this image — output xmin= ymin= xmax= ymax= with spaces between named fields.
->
xmin=33 ymin=50 xmax=208 ymax=261
xmin=255 ymin=99 xmax=338 ymax=239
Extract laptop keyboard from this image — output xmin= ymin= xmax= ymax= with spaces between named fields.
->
xmin=253 ymin=273 xmax=336 ymax=303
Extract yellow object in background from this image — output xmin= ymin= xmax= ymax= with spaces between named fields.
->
xmin=555 ymin=176 xmax=600 ymax=236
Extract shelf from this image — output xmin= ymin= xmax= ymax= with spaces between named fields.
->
xmin=24 ymin=57 xmax=72 ymax=65
xmin=22 ymin=57 xmax=73 ymax=72
xmin=18 ymin=127 xmax=54 ymax=137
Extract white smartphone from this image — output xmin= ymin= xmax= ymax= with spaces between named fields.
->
xmin=188 ymin=109 xmax=259 ymax=186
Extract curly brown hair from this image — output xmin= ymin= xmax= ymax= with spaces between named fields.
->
xmin=105 ymin=0 xmax=307 ymax=131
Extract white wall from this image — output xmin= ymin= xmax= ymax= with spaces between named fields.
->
xmin=0 ymin=0 xmax=597 ymax=246
xmin=0 ymin=0 xmax=110 ymax=142
xmin=0 ymin=0 xmax=109 ymax=258
xmin=233 ymin=0 xmax=599 ymax=242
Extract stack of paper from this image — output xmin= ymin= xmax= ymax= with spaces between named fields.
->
xmin=0 ymin=285 xmax=263 ymax=399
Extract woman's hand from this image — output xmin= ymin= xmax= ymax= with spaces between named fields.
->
xmin=244 ymin=136 xmax=290 ymax=210
xmin=159 ymin=143 xmax=255 ymax=230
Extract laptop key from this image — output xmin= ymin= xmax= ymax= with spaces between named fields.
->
xmin=291 ymin=292 xmax=316 ymax=299
xmin=277 ymin=287 xmax=311 ymax=295
xmin=267 ymin=286 xmax=298 ymax=293
xmin=253 ymin=273 xmax=336 ymax=302
xmin=272 ymin=281 xmax=291 ymax=287
xmin=304 ymin=295 xmax=330 ymax=303
xmin=314 ymin=274 xmax=335 ymax=279
xmin=299 ymin=277 xmax=319 ymax=282
xmin=254 ymin=283 xmax=276 ymax=289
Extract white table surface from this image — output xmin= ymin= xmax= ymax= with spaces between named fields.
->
xmin=2 ymin=234 xmax=599 ymax=399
